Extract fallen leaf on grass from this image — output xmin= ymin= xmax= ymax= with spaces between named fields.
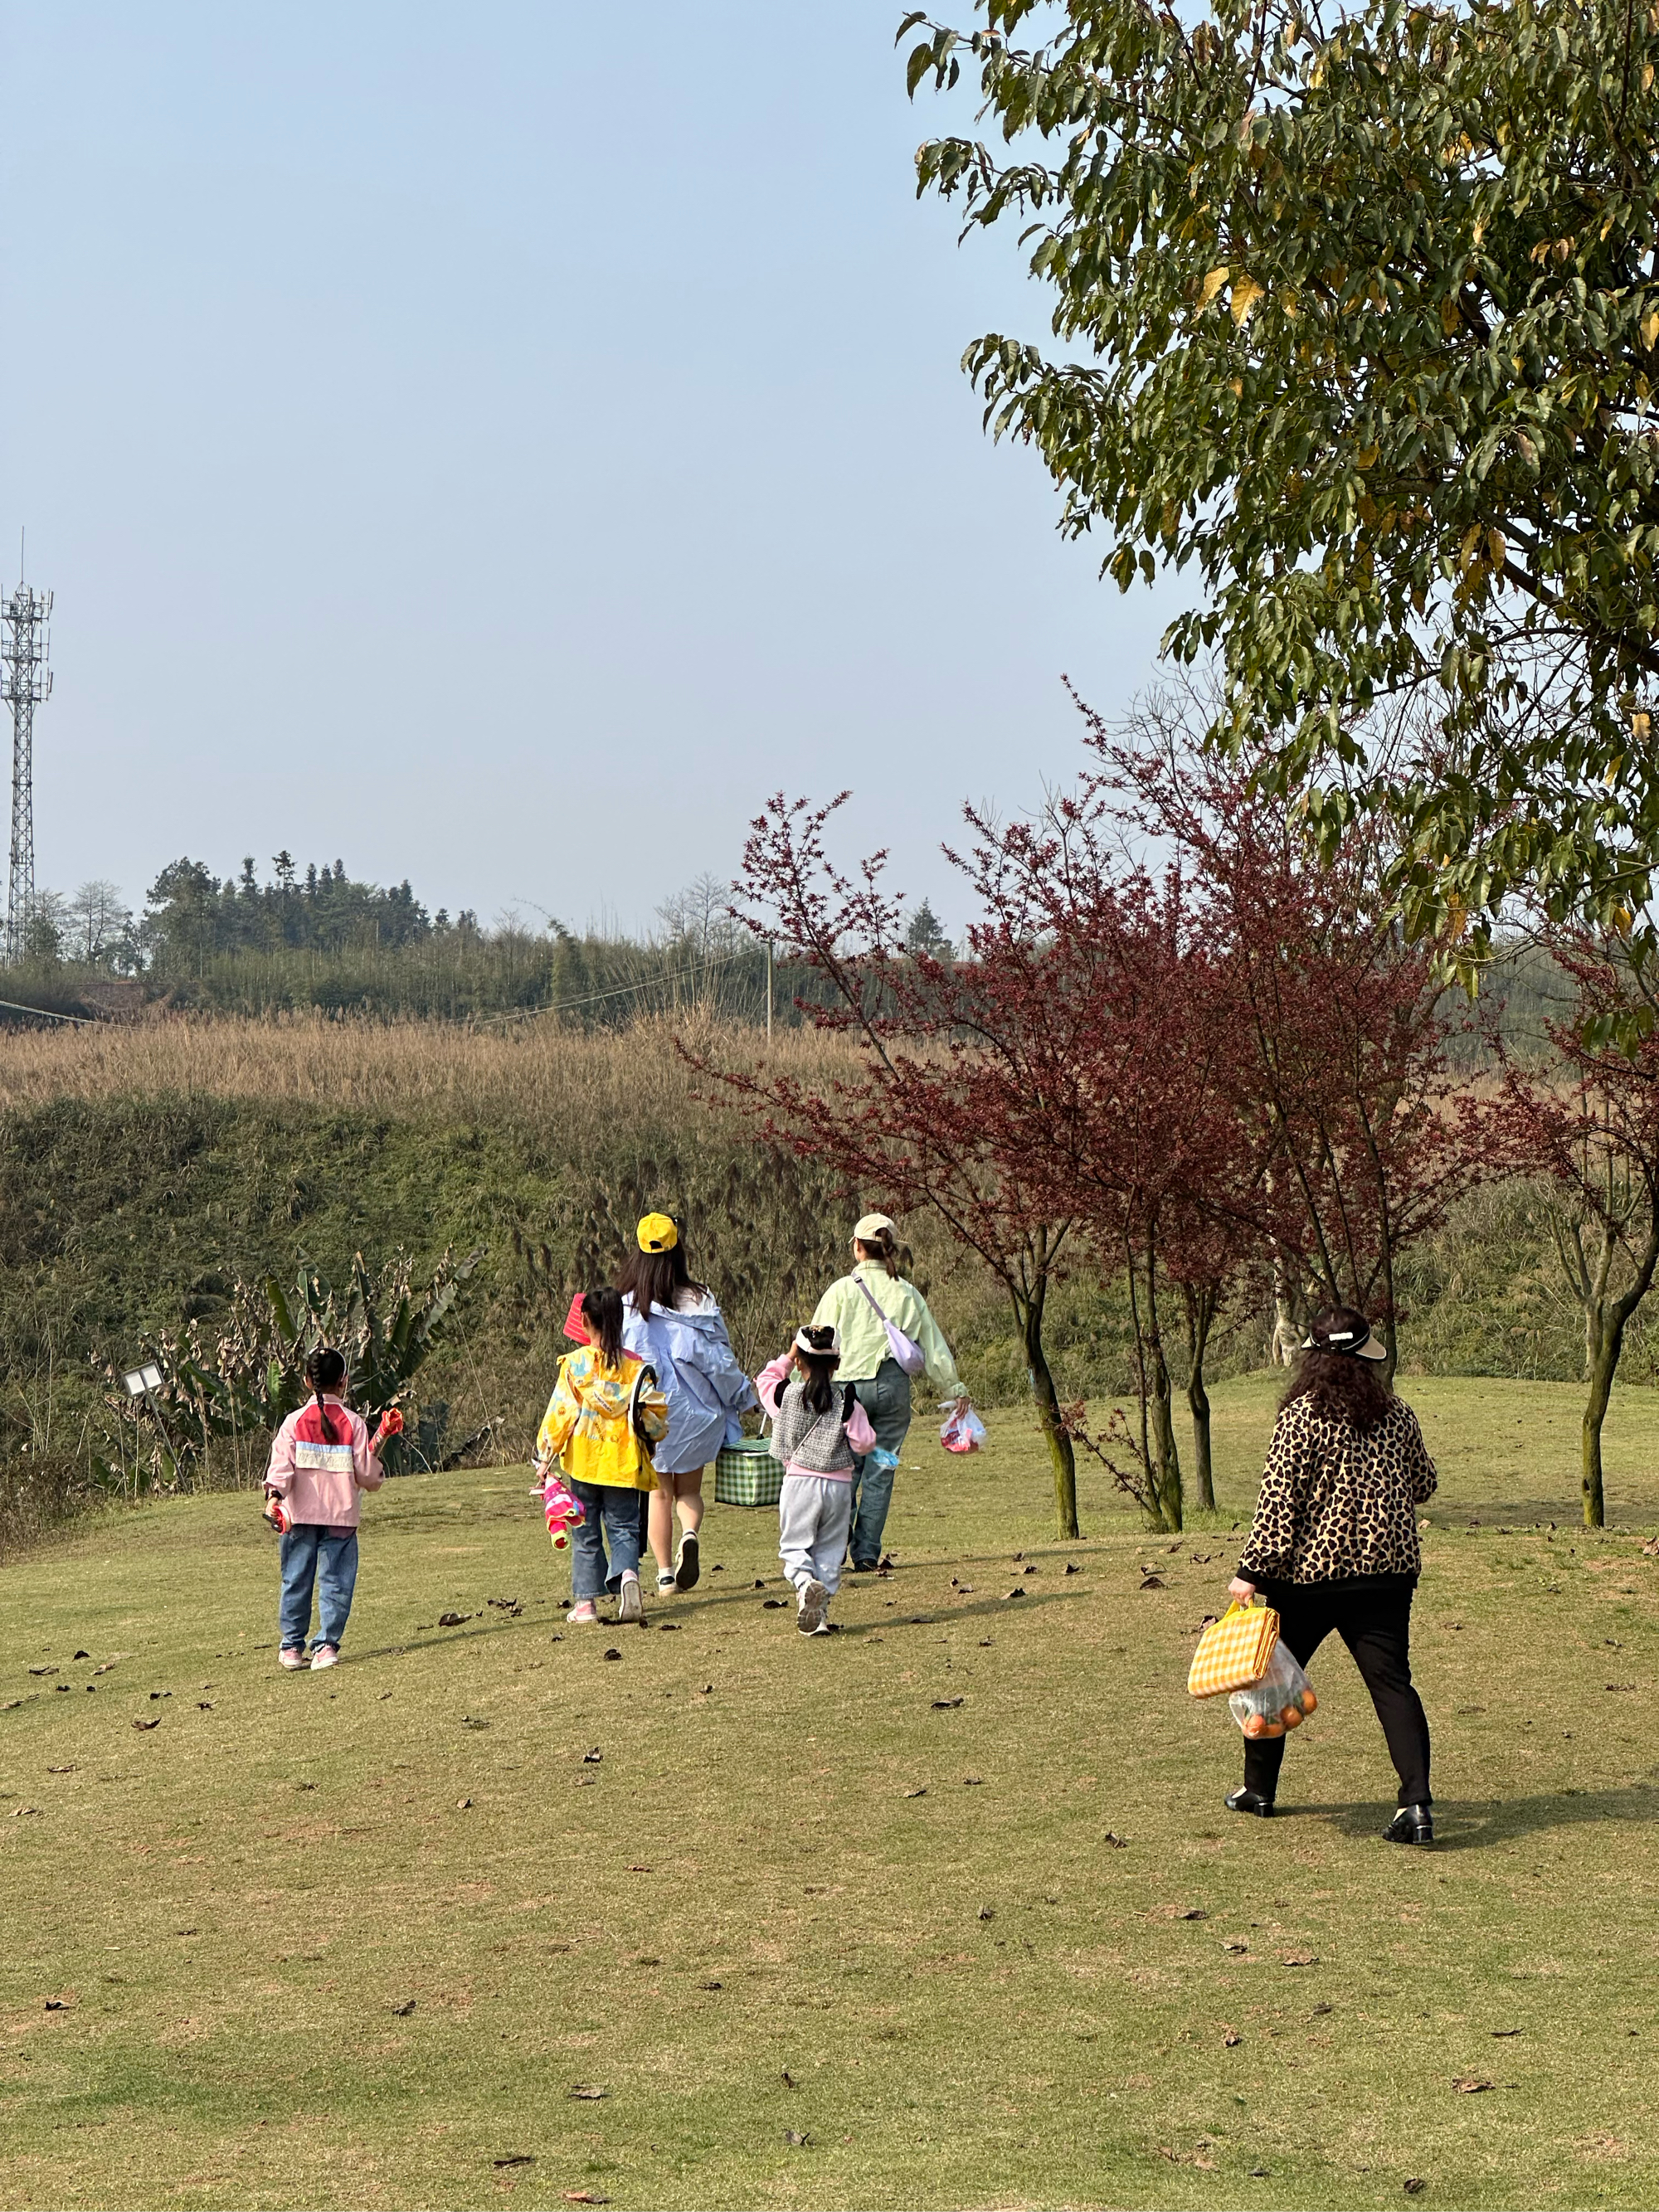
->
xmin=488 ymin=1596 xmax=519 ymax=1610
xmin=1223 ymin=2028 xmax=1242 ymax=2047
xmin=455 ymin=1797 xmax=473 ymax=1811
xmin=436 ymin=1612 xmax=472 ymax=1628
xmin=567 ymin=2085 xmax=609 ymax=2101
xmin=132 ymin=1719 xmax=159 ymax=1732
xmin=92 ymin=1662 xmax=116 ymax=1675
xmin=761 ymin=1599 xmax=786 ymax=1611
xmin=1491 ymin=2027 xmax=1522 ymax=2038
xmin=1065 ymin=1562 xmax=1082 ymax=1575
xmin=14 ymin=1806 xmax=41 ymax=1818
xmin=27 ymin=1666 xmax=56 ymax=1677
xmin=581 ymin=1748 xmax=602 ymax=1763
xmin=562 ymin=2194 xmax=607 ymax=2205
xmin=389 ymin=2000 xmax=416 ymax=2016
xmin=781 ymin=2069 xmax=797 ymax=2088
xmin=1103 ymin=1832 xmax=1128 ymax=1848
xmin=0 ymin=1698 xmax=21 ymax=1710
xmin=601 ymin=1648 xmax=623 ymax=1661
xmin=904 ymin=1787 xmax=927 ymax=1799
xmin=1221 ymin=1941 xmax=1248 ymax=1955
xmin=658 ymin=1621 xmax=681 ymax=1632
xmin=697 ymin=1978 xmax=722 ymax=1991
xmin=574 ymin=1777 xmax=596 ymax=1788
xmin=963 ymin=1774 xmax=985 ymax=1787
xmin=1139 ymin=1575 xmax=1166 ymax=1591
xmin=1178 ymin=1908 xmax=1209 ymax=1921
xmin=1002 ymin=1589 xmax=1026 ymax=1602
xmin=460 ymin=1716 xmax=489 ymax=1730
xmin=1310 ymin=2002 xmax=1333 ymax=2015
xmin=977 ymin=1906 xmax=995 ymax=1921
xmin=752 ymin=1578 xmax=767 ymax=1590
xmin=627 ymin=1863 xmax=652 ymax=1872
xmin=932 ymin=1696 xmax=964 ymax=1709
xmin=1452 ymin=2077 xmax=1494 ymax=2093
xmin=783 ymin=2128 xmax=812 ymax=2147
xmin=492 ymin=2153 xmax=533 ymax=2168
xmin=1403 ymin=2182 xmax=1426 ymax=2197
xmin=72 ymin=1650 xmax=89 ymax=1660
xmin=1282 ymin=1951 xmax=1319 ymax=1966
xmin=46 ymin=1765 xmax=75 ymax=1776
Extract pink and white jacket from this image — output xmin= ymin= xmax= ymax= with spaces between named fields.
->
xmin=265 ymin=1397 xmax=385 ymax=1532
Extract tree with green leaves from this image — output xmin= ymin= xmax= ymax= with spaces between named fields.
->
xmin=903 ymin=0 xmax=1659 ymax=1004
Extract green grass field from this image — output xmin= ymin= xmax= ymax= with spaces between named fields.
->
xmin=7 ymin=1372 xmax=1659 ymax=2211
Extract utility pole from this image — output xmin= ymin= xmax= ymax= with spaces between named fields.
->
xmin=766 ymin=941 xmax=773 ymax=1043
xmin=1 ymin=552 xmax=51 ymax=966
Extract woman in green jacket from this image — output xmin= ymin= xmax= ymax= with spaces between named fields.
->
xmin=810 ymin=1213 xmax=966 ymax=1570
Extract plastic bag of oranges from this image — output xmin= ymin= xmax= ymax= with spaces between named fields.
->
xmin=1228 ymin=1641 xmax=1317 ymax=1740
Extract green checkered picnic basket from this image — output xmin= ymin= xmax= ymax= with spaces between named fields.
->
xmin=714 ymin=1433 xmax=781 ymax=1509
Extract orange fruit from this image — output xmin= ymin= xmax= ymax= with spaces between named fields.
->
xmin=1281 ymin=1705 xmax=1302 ymax=1728
xmin=1301 ymin=1689 xmax=1317 ymax=1713
xmin=1243 ymin=1713 xmax=1267 ymax=1738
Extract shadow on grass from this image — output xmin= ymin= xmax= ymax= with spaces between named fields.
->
xmin=1281 ymin=1786 xmax=1659 ymax=1847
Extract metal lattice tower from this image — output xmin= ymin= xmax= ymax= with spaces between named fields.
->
xmin=0 ymin=579 xmax=51 ymax=965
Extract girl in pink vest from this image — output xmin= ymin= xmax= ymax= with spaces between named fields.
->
xmin=262 ymin=1348 xmax=388 ymax=1671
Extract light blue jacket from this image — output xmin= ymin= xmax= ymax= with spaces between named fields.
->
xmin=620 ymin=1291 xmax=757 ymax=1476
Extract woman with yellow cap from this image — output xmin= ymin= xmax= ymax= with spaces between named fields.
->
xmin=810 ymin=1213 xmax=966 ymax=1572
xmin=618 ymin=1212 xmax=757 ymax=1594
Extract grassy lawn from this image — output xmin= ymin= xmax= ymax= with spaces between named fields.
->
xmin=7 ymin=1370 xmax=1659 ymax=2210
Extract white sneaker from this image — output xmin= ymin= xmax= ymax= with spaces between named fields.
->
xmin=657 ymin=1571 xmax=678 ymax=1595
xmin=616 ymin=1575 xmax=644 ymax=1626
xmin=796 ymin=1579 xmax=830 ymax=1635
xmin=309 ymin=1645 xmax=339 ymax=1670
xmin=278 ymin=1647 xmax=308 ymax=1671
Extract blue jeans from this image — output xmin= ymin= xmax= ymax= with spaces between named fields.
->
xmin=570 ymin=1481 xmax=645 ymax=1602
xmin=849 ymin=1360 xmax=912 ymax=1565
xmin=279 ymin=1526 xmax=359 ymax=1651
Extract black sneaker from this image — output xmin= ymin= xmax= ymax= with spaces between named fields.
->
xmin=675 ymin=1530 xmax=701 ymax=1591
xmin=1224 ymin=1787 xmax=1276 ymax=1818
xmin=1383 ymin=1803 xmax=1434 ymax=1845
xmin=849 ymin=1558 xmax=878 ymax=1574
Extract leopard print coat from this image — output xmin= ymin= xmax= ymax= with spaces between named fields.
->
xmin=1238 ymin=1393 xmax=1437 ymax=1584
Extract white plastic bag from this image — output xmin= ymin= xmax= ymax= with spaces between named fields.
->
xmin=1228 ymin=1640 xmax=1317 ymax=1740
xmin=940 ymin=1403 xmax=986 ymax=1454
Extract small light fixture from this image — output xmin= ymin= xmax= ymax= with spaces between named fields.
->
xmin=122 ymin=1363 xmax=163 ymax=1397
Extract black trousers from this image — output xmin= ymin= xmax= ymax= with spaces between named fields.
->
xmin=1243 ymin=1573 xmax=1431 ymax=1807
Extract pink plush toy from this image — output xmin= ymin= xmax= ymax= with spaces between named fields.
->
xmin=540 ymin=1470 xmax=586 ymax=1551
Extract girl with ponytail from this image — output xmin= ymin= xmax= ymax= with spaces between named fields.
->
xmin=262 ymin=1347 xmax=400 ymax=1672
xmin=534 ymin=1285 xmax=669 ymax=1626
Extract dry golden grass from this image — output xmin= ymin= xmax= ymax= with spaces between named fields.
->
xmin=0 ymin=1013 xmax=861 ymax=1125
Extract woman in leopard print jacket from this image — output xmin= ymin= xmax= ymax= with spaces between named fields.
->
xmin=1227 ymin=1305 xmax=1438 ymax=1845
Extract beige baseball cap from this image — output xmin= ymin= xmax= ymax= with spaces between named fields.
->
xmin=854 ymin=1212 xmax=896 ymax=1243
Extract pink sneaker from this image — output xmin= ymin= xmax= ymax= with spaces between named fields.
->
xmin=279 ymin=1648 xmax=308 ymax=1671
xmin=309 ymin=1645 xmax=339 ymax=1670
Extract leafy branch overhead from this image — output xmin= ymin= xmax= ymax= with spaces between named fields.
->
xmin=903 ymin=0 xmax=1659 ymax=989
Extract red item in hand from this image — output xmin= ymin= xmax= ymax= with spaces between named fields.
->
xmin=562 ymin=1292 xmax=591 ymax=1344
xmin=372 ymin=1407 xmax=404 ymax=1453
xmin=264 ymin=1495 xmax=289 ymax=1534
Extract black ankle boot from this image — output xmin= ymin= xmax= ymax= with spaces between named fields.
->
xmin=1225 ymin=1786 xmax=1275 ymax=1818
xmin=1383 ymin=1802 xmax=1434 ymax=1845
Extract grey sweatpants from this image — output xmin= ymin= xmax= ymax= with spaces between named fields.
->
xmin=778 ymin=1474 xmax=854 ymax=1596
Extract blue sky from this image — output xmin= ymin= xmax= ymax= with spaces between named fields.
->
xmin=0 ymin=2 xmax=1182 ymax=937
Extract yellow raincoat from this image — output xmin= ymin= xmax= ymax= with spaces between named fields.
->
xmin=534 ymin=1345 xmax=669 ymax=1491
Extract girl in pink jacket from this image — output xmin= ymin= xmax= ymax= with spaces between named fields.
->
xmin=263 ymin=1348 xmax=387 ymax=1672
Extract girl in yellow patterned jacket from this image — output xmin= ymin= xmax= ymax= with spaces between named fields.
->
xmin=535 ymin=1286 xmax=669 ymax=1626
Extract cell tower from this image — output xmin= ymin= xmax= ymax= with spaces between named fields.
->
xmin=0 ymin=570 xmax=51 ymax=966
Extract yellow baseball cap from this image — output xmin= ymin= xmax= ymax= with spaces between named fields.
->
xmin=637 ymin=1212 xmax=679 ymax=1253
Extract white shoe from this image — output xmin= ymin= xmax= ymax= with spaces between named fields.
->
xmin=309 ymin=1645 xmax=339 ymax=1670
xmin=657 ymin=1571 xmax=678 ymax=1595
xmin=279 ymin=1647 xmax=308 ymax=1671
xmin=616 ymin=1575 xmax=644 ymax=1626
xmin=796 ymin=1579 xmax=830 ymax=1635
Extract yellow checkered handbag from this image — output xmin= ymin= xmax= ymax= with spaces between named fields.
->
xmin=1187 ymin=1598 xmax=1281 ymax=1699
